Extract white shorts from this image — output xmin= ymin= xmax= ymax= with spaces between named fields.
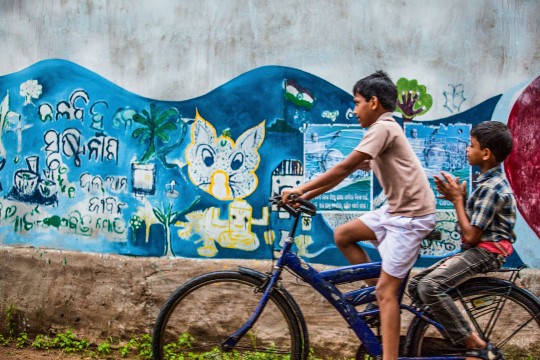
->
xmin=359 ymin=205 xmax=436 ymax=279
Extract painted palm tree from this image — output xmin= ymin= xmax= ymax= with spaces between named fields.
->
xmin=132 ymin=103 xmax=180 ymax=163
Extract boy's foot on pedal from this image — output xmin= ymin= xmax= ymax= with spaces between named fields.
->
xmin=363 ymin=302 xmax=380 ymax=327
xmin=465 ymin=342 xmax=503 ymax=360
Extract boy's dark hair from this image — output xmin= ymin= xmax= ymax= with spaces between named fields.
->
xmin=471 ymin=121 xmax=513 ymax=163
xmin=352 ymin=70 xmax=397 ymax=111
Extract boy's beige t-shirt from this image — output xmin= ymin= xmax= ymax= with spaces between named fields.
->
xmin=355 ymin=112 xmax=435 ymax=217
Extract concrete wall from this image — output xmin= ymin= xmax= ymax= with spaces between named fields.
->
xmin=2 ymin=0 xmax=538 ymax=118
xmin=1 ymin=246 xmax=539 ymax=358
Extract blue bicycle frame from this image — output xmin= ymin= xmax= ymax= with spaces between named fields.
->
xmin=223 ymin=200 xmax=463 ymax=360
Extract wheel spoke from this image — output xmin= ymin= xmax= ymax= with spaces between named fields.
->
xmin=495 ymin=315 xmax=537 ymax=349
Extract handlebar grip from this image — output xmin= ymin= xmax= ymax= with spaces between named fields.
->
xmin=288 ymin=194 xmax=317 ymax=216
xmin=269 ymin=194 xmax=298 ymax=217
xmin=269 ymin=193 xmax=317 ymax=217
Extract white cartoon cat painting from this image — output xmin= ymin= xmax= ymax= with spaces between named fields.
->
xmin=185 ymin=110 xmax=265 ymax=200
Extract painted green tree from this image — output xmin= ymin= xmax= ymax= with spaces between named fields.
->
xmin=131 ymin=104 xmax=180 ymax=163
xmin=153 ymin=197 xmax=200 ymax=257
xmin=395 ymin=78 xmax=433 ymax=121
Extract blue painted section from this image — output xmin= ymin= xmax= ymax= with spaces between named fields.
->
xmin=0 ymin=59 xmax=532 ymax=268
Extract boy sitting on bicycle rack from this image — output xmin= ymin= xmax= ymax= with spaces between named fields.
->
xmin=282 ymin=70 xmax=436 ymax=360
xmin=408 ymin=121 xmax=516 ymax=360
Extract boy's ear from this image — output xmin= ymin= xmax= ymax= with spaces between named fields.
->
xmin=482 ymin=147 xmax=493 ymax=161
xmin=370 ymin=96 xmax=380 ymax=109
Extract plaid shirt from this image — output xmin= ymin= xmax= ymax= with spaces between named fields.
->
xmin=457 ymin=166 xmax=516 ymax=243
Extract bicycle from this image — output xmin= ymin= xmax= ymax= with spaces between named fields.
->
xmin=152 ymin=194 xmax=540 ymax=359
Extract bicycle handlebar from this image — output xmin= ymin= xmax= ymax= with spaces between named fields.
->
xmin=269 ymin=193 xmax=317 ymax=217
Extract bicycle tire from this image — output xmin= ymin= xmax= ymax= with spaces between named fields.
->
xmin=406 ymin=277 xmax=540 ymax=358
xmin=152 ymin=270 xmax=309 ymax=360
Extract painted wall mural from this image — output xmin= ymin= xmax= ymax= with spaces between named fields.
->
xmin=0 ymin=59 xmax=538 ymax=268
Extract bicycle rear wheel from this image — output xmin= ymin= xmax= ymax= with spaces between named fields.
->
xmin=152 ymin=270 xmax=308 ymax=360
xmin=407 ymin=277 xmax=540 ymax=357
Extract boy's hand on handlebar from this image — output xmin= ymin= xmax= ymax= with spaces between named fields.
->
xmin=271 ymin=191 xmax=317 ymax=217
xmin=281 ymin=188 xmax=304 ymax=204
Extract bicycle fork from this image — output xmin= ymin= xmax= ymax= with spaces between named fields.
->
xmin=221 ymin=214 xmax=301 ymax=351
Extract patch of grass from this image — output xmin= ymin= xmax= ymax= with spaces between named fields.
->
xmin=29 ymin=329 xmax=90 ymax=353
xmin=504 ymin=342 xmax=540 ymax=360
xmin=4 ymin=305 xmax=17 ymax=338
xmin=118 ymin=334 xmax=153 ymax=359
xmin=96 ymin=338 xmax=112 ymax=356
xmin=0 ymin=334 xmax=9 ymax=346
xmin=1 ymin=310 xmax=538 ymax=360
xmin=16 ymin=331 xmax=29 ymax=348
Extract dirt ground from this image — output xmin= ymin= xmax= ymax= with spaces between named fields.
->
xmin=0 ymin=345 xmax=88 ymax=359
xmin=0 ymin=343 xmax=138 ymax=359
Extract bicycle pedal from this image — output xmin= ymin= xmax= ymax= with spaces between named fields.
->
xmin=364 ymin=316 xmax=380 ymax=328
xmin=362 ymin=302 xmax=380 ymax=328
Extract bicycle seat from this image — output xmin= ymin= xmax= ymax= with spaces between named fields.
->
xmin=425 ymin=230 xmax=441 ymax=241
xmin=420 ymin=230 xmax=442 ymax=250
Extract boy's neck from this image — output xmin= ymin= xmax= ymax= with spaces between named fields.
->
xmin=374 ymin=108 xmax=390 ymax=119
xmin=479 ymin=159 xmax=500 ymax=173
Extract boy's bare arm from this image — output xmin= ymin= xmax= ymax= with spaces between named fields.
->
xmin=434 ymin=172 xmax=483 ymax=246
xmin=303 ymin=178 xmax=342 ymax=200
xmin=282 ymin=151 xmax=370 ymax=202
xmin=303 ymin=159 xmax=371 ymax=199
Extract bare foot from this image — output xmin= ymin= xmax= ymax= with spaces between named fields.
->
xmin=464 ymin=333 xmax=487 ymax=360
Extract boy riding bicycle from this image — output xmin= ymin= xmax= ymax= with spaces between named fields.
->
xmin=282 ymin=70 xmax=436 ymax=360
xmin=408 ymin=121 xmax=516 ymax=360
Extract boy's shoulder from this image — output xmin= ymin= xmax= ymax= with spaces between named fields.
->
xmin=478 ymin=166 xmax=508 ymax=186
xmin=370 ymin=114 xmax=400 ymax=131
xmin=475 ymin=166 xmax=514 ymax=198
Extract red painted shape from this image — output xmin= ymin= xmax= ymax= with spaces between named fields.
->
xmin=505 ymin=76 xmax=540 ymax=238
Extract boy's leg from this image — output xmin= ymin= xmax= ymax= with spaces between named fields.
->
xmin=376 ymin=270 xmax=402 ymax=360
xmin=408 ymin=258 xmax=446 ymax=304
xmin=373 ymin=211 xmax=435 ymax=359
xmin=334 ymin=218 xmax=376 ymax=263
xmin=334 ymin=218 xmax=377 ymax=285
xmin=416 ymin=248 xmax=505 ymax=346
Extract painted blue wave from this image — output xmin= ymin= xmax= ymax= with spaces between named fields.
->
xmin=0 ymin=59 xmax=522 ymax=268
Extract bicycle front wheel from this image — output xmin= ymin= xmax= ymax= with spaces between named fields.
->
xmin=152 ymin=270 xmax=308 ymax=360
xmin=407 ymin=277 xmax=540 ymax=358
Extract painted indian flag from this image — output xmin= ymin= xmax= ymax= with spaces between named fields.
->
xmin=284 ymin=80 xmax=314 ymax=109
